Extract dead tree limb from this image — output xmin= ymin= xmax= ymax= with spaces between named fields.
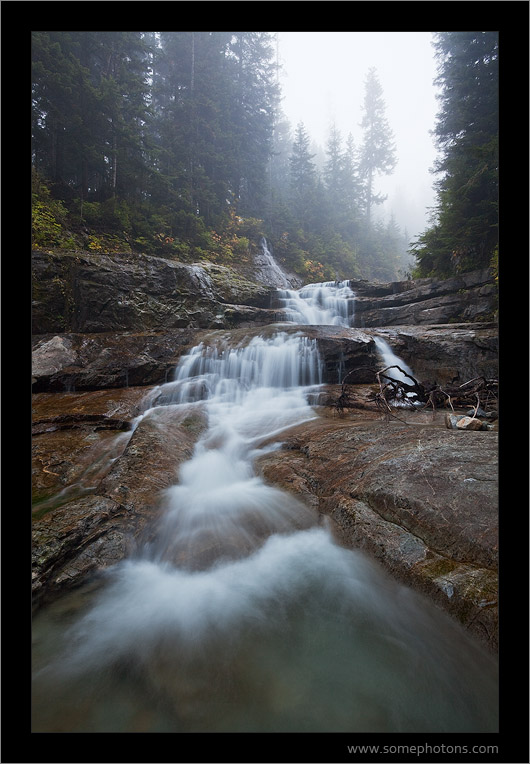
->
xmin=334 ymin=365 xmax=498 ymax=418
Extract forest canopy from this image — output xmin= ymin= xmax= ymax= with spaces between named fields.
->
xmin=31 ymin=31 xmax=498 ymax=282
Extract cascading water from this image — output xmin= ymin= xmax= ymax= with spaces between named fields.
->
xmin=373 ymin=335 xmax=415 ymax=385
xmin=275 ymin=280 xmax=356 ymax=327
xmin=254 ymin=237 xmax=295 ymax=289
xmin=32 ymin=254 xmax=498 ymax=734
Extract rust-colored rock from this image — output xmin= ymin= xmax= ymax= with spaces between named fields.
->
xmin=32 ymin=390 xmax=207 ymax=610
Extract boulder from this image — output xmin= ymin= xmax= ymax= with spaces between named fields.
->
xmin=455 ymin=415 xmax=486 ymax=431
xmin=31 ymin=330 xmax=201 ymax=391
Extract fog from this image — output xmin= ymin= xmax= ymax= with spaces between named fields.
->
xmin=277 ymin=32 xmax=440 ymax=240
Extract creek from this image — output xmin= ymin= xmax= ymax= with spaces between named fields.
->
xmin=32 ymin=250 xmax=498 ymax=733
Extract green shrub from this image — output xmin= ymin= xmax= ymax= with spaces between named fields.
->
xmin=32 ymin=169 xmax=74 ymax=248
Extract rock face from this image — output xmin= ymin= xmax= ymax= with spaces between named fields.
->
xmin=31 ymin=324 xmax=380 ymax=392
xmin=364 ymin=324 xmax=498 ymax=386
xmin=351 ymin=268 xmax=497 ymax=327
xmin=31 ymin=248 xmax=499 ymax=651
xmin=31 ymin=330 xmax=201 ymax=391
xmin=32 ymin=249 xmax=277 ymax=334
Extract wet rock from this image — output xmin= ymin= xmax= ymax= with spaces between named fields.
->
xmin=466 ymin=407 xmax=491 ymax=418
xmin=32 ymin=394 xmax=208 ymax=609
xmin=251 ymin=242 xmax=303 ymax=289
xmin=32 ymin=495 xmax=128 ymax=607
xmin=32 ymin=330 xmax=201 ymax=391
xmin=455 ymin=416 xmax=485 ymax=431
xmin=257 ymin=417 xmax=498 ymax=650
xmin=444 ymin=413 xmax=492 ymax=431
xmin=32 ymin=325 xmax=379 ymax=391
xmin=32 ymin=249 xmax=276 ymax=334
xmin=32 ymin=335 xmax=78 ymax=382
xmin=364 ymin=324 xmax=498 ymax=386
xmin=352 ymin=269 xmax=497 ymax=327
xmin=32 ymin=387 xmax=149 ymax=503
xmin=445 ymin=412 xmax=461 ymax=429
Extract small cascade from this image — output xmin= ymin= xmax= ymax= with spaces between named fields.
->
xmin=275 ymin=281 xmax=356 ymax=327
xmin=253 ymin=238 xmax=295 ymax=289
xmin=372 ymin=335 xmax=421 ymax=406
xmin=144 ymin=332 xmax=323 ymax=410
xmin=373 ymin=335 xmax=415 ymax=384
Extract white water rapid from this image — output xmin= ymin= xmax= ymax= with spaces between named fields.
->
xmin=276 ymin=281 xmax=355 ymax=327
xmin=373 ymin=335 xmax=415 ymax=384
xmin=32 ymin=254 xmax=498 ymax=736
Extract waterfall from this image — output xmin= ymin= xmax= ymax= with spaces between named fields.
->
xmin=373 ymin=336 xmax=414 ymax=383
xmin=275 ymin=281 xmax=355 ymax=327
xmin=254 ymin=238 xmax=295 ymax=289
xmin=32 ymin=271 xmax=498 ymax=734
xmin=141 ymin=333 xmax=323 ymax=570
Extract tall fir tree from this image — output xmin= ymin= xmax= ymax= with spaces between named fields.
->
xmin=411 ymin=32 xmax=498 ymax=276
xmin=358 ymin=67 xmax=397 ymax=224
xmin=288 ymin=122 xmax=318 ymax=231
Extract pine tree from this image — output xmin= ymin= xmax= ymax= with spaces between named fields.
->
xmin=411 ymin=32 xmax=498 ymax=276
xmin=358 ymin=67 xmax=397 ymax=224
xmin=227 ymin=32 xmax=279 ymax=217
xmin=288 ymin=122 xmax=318 ymax=231
xmin=323 ymin=124 xmax=344 ymax=212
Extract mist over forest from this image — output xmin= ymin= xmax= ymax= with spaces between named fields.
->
xmin=32 ymin=31 xmax=498 ymax=283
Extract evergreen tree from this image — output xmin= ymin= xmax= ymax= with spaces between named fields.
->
xmin=341 ymin=133 xmax=363 ymax=228
xmin=32 ymin=32 xmax=102 ymax=194
xmin=288 ymin=122 xmax=318 ymax=231
xmin=411 ymin=32 xmax=498 ymax=276
xmin=323 ymin=127 xmax=363 ymax=241
xmin=358 ymin=67 xmax=397 ymax=224
xmin=227 ymin=32 xmax=279 ymax=217
xmin=32 ymin=32 xmax=153 ymax=205
xmin=323 ymin=124 xmax=344 ymax=211
xmin=90 ymin=32 xmax=152 ymax=202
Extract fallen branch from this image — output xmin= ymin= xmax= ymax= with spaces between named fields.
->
xmin=334 ymin=366 xmax=498 ymax=418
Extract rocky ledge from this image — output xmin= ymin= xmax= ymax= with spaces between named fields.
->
xmin=362 ymin=323 xmax=498 ymax=384
xmin=31 ymin=322 xmax=498 ymax=393
xmin=32 ymin=378 xmax=499 ymax=653
xmin=32 ymin=249 xmax=278 ymax=334
xmin=32 ymin=249 xmax=497 ymax=334
xmin=351 ymin=268 xmax=497 ymax=326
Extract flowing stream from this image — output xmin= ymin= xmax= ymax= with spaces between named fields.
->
xmin=32 ymin=257 xmax=498 ymax=734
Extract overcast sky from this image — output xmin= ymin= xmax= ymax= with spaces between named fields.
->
xmin=276 ymin=31 xmax=441 ymax=240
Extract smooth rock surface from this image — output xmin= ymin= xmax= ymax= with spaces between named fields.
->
xmin=257 ymin=412 xmax=498 ymax=650
xmin=32 ymin=396 xmax=208 ymax=610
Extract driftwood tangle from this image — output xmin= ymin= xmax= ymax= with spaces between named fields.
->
xmin=335 ymin=365 xmax=498 ymax=419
